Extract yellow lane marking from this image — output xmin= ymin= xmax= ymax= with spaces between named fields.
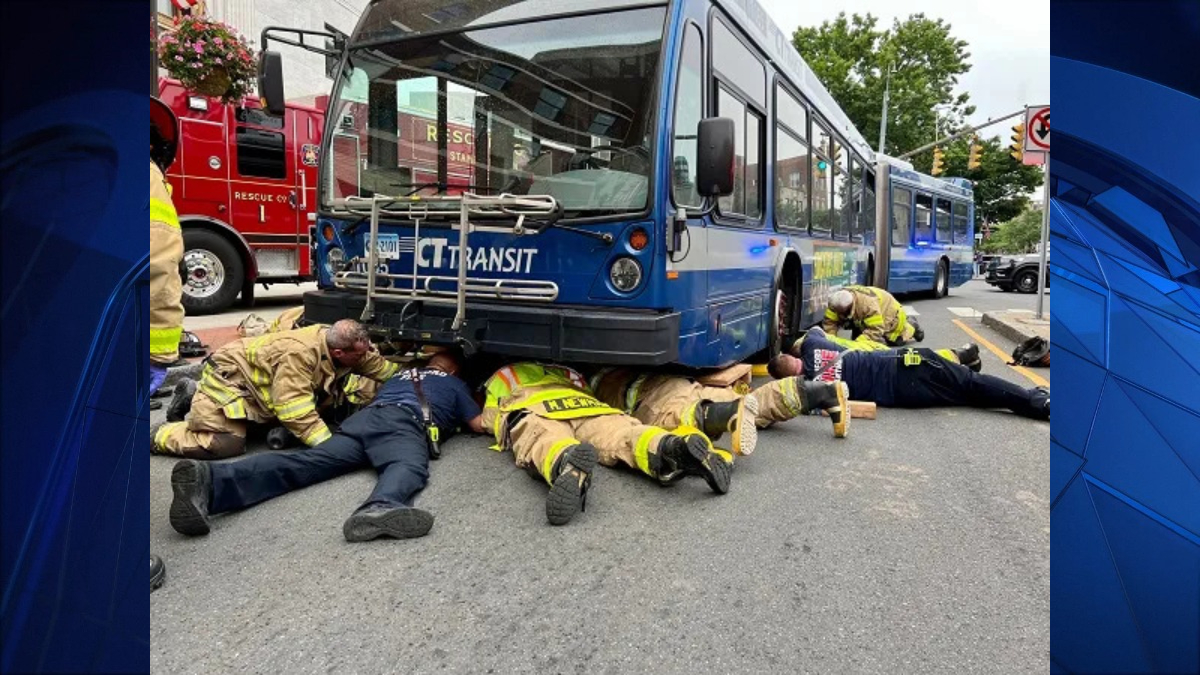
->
xmin=952 ymin=319 xmax=1050 ymax=388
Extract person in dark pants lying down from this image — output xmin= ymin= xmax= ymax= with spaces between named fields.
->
xmin=167 ymin=350 xmax=483 ymax=542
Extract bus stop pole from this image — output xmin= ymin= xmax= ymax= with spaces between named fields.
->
xmin=873 ymin=158 xmax=891 ymax=287
xmin=1035 ymin=162 xmax=1050 ymax=319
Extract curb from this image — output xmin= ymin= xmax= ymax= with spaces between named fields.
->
xmin=981 ymin=312 xmax=1045 ymax=344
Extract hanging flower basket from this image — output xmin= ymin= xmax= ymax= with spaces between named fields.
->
xmin=159 ymin=16 xmax=256 ymax=104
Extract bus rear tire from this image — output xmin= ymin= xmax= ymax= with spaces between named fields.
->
xmin=181 ymin=229 xmax=244 ymax=315
xmin=933 ymin=259 xmax=949 ymax=298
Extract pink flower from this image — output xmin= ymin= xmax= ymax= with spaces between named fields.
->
xmin=175 ymin=55 xmax=183 ymax=61
xmin=193 ymin=43 xmax=203 ymax=54
xmin=214 ymin=57 xmax=223 ymax=64
xmin=214 ymin=37 xmax=224 ymax=45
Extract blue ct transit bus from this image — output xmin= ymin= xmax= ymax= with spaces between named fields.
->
xmin=259 ymin=0 xmax=925 ymax=368
xmin=880 ymin=155 xmax=976 ymax=297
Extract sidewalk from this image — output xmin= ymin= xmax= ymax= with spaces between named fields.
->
xmin=981 ymin=309 xmax=1050 ymax=343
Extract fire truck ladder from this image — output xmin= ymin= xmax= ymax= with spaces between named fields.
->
xmin=334 ymin=193 xmax=562 ymax=332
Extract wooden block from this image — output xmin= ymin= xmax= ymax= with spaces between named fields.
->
xmin=820 ymin=400 xmax=877 ymax=419
xmin=697 ymin=363 xmax=753 ymax=388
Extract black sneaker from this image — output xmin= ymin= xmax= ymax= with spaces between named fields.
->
xmin=698 ymin=395 xmax=760 ymax=456
xmin=343 ymin=506 xmax=434 ymax=542
xmin=659 ymin=434 xmax=732 ymax=494
xmin=151 ymin=555 xmax=166 ymax=592
xmin=166 ymin=379 xmax=197 ymax=422
xmin=953 ymin=343 xmax=983 ymax=373
xmin=169 ymin=460 xmax=212 ymax=536
xmin=546 ymin=443 xmax=598 ymax=526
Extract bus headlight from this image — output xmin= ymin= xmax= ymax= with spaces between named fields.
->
xmin=325 ymin=247 xmax=345 ymax=275
xmin=609 ymin=257 xmax=642 ymax=292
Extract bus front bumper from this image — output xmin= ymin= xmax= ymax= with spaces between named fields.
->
xmin=304 ymin=289 xmax=680 ymax=366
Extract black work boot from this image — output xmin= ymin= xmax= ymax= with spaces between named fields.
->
xmin=697 ymin=394 xmax=760 ymax=456
xmin=795 ymin=379 xmax=850 ymax=439
xmin=169 ymin=460 xmax=212 ymax=536
xmin=546 ymin=443 xmax=599 ymax=526
xmin=166 ymin=379 xmax=197 ymax=422
xmin=953 ymin=343 xmax=983 ymax=372
xmin=151 ymin=555 xmax=166 ymax=592
xmin=266 ymin=426 xmax=298 ymax=450
xmin=343 ymin=505 xmax=434 ymax=542
xmin=911 ymin=319 xmax=925 ymax=343
xmin=658 ymin=434 xmax=732 ymax=494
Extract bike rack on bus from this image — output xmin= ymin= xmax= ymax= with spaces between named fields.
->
xmin=333 ymin=193 xmax=562 ymax=333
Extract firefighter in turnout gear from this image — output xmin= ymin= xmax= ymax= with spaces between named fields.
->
xmin=791 ymin=333 xmax=983 ymax=373
xmin=590 ymin=369 xmax=851 ymax=453
xmin=149 ymin=97 xmax=184 ymax=394
xmin=822 ymin=285 xmax=923 ymax=347
xmin=481 ymin=362 xmax=735 ymax=526
xmin=152 ymin=320 xmax=400 ymax=459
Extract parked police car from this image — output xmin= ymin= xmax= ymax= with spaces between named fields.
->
xmin=985 ymin=244 xmax=1051 ymax=293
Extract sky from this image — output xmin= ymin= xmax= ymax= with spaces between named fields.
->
xmin=759 ymin=0 xmax=1050 ymax=140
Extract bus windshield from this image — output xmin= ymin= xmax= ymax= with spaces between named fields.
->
xmin=324 ymin=6 xmax=667 ymax=216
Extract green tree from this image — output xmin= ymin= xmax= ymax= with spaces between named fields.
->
xmin=792 ymin=12 xmax=1043 ymax=230
xmin=981 ymin=207 xmax=1042 ymax=253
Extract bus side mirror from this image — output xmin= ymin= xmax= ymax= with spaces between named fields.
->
xmin=258 ymin=51 xmax=286 ymax=116
xmin=696 ymin=117 xmax=735 ymax=197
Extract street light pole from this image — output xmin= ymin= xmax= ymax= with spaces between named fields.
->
xmin=1035 ymin=163 xmax=1051 ymax=319
xmin=877 ymin=63 xmax=893 ymax=154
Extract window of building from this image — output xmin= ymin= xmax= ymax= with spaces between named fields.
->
xmin=236 ymin=127 xmax=287 ymax=179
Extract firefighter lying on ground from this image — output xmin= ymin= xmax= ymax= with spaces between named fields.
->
xmin=823 ymin=285 xmax=923 ymax=347
xmin=769 ymin=328 xmax=1050 ymax=420
xmin=481 ymin=362 xmax=735 ymax=526
xmin=588 ymin=368 xmax=851 ymax=454
xmin=151 ymin=320 xmax=400 ymax=459
xmin=794 ymin=331 xmax=984 ymax=373
xmin=167 ymin=351 xmax=483 ymax=543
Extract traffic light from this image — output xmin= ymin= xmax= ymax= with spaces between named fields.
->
xmin=931 ymin=146 xmax=945 ymax=176
xmin=968 ymin=136 xmax=983 ymax=170
xmin=1010 ymin=123 xmax=1025 ymax=161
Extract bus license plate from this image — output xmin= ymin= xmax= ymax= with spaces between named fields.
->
xmin=375 ymin=234 xmax=400 ymax=260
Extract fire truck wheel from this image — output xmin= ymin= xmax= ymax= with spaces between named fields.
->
xmin=181 ymin=229 xmax=244 ymax=315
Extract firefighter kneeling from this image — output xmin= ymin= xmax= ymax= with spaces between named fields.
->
xmin=482 ymin=362 xmax=734 ymax=526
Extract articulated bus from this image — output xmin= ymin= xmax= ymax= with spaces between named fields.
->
xmin=259 ymin=0 xmax=886 ymax=368
xmin=881 ymin=156 xmax=976 ymax=297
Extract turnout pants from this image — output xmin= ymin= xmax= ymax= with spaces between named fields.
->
xmin=480 ymin=405 xmax=674 ymax=484
xmin=892 ymin=349 xmax=1048 ymax=419
xmin=154 ymin=389 xmax=251 ymax=459
xmin=207 ymin=405 xmax=430 ymax=515
xmin=632 ymin=376 xmax=802 ymax=429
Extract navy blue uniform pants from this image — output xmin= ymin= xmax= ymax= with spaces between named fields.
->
xmin=208 ymin=405 xmax=430 ymax=515
xmin=893 ymin=349 xmax=1048 ymax=419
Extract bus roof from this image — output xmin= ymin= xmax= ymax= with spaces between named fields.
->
xmin=889 ymin=165 xmax=975 ymax=198
xmin=714 ymin=0 xmax=875 ymax=162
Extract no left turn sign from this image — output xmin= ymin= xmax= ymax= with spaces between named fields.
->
xmin=1025 ymin=106 xmax=1050 ymax=152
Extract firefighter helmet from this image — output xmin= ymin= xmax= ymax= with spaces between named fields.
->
xmin=150 ymin=96 xmax=179 ymax=171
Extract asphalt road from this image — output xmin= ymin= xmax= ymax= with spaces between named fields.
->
xmin=151 ymin=279 xmax=1051 ymax=674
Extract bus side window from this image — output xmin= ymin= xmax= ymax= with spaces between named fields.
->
xmin=862 ymin=168 xmax=876 ymax=240
xmin=952 ymin=201 xmax=969 ymax=243
xmin=672 ymin=24 xmax=703 ymax=209
xmin=935 ymin=198 xmax=952 ymax=243
xmin=892 ymin=188 xmax=912 ymax=246
xmin=773 ymin=84 xmax=809 ymax=232
xmin=914 ymin=193 xmax=933 ymax=243
xmin=811 ymin=121 xmax=833 ymax=236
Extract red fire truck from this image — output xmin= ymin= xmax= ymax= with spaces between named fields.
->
xmin=158 ymin=78 xmax=322 ymax=314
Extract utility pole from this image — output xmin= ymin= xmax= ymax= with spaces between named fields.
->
xmin=877 ymin=62 xmax=894 ymax=154
xmin=1035 ymin=163 xmax=1051 ymax=320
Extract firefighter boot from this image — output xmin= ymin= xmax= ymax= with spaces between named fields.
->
xmin=266 ymin=425 xmax=299 ymax=450
xmin=546 ymin=443 xmax=599 ymax=526
xmin=797 ymin=379 xmax=850 ymax=438
xmin=169 ymin=460 xmax=212 ymax=536
xmin=911 ymin=318 xmax=925 ymax=343
xmin=696 ymin=394 xmax=760 ymax=456
xmin=952 ymin=343 xmax=982 ymax=372
xmin=657 ymin=434 xmax=732 ymax=494
xmin=151 ymin=555 xmax=166 ymax=592
xmin=166 ymin=379 xmax=197 ymax=422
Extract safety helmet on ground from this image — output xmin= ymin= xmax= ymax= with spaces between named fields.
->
xmin=150 ymin=96 xmax=179 ymax=171
xmin=829 ymin=289 xmax=855 ymax=315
